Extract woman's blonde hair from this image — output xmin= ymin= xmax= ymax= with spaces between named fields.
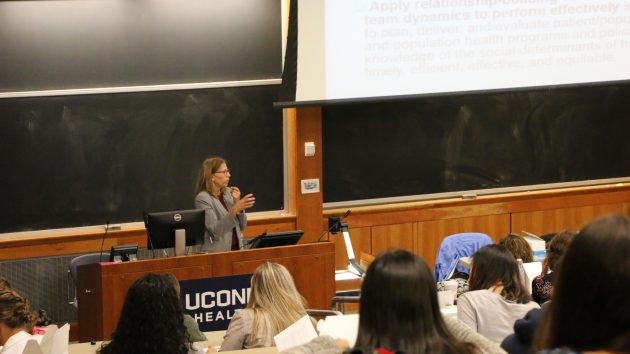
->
xmin=194 ymin=157 xmax=227 ymax=195
xmin=247 ymin=262 xmax=308 ymax=343
xmin=0 ymin=288 xmax=37 ymax=330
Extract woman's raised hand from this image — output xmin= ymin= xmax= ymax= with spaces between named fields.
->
xmin=230 ymin=186 xmax=241 ymax=203
xmin=230 ymin=193 xmax=255 ymax=217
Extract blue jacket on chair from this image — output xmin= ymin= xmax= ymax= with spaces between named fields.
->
xmin=434 ymin=232 xmax=493 ymax=282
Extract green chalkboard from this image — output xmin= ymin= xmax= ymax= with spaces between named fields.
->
xmin=323 ymin=84 xmax=630 ymax=203
xmin=0 ymin=85 xmax=283 ymax=232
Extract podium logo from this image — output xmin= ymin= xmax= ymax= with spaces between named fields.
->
xmin=185 ymin=287 xmax=250 ymax=310
xmin=179 ymin=273 xmax=253 ymax=330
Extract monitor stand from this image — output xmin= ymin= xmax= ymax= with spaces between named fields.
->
xmin=174 ymin=229 xmax=186 ymax=256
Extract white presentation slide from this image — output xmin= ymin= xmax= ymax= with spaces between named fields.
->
xmin=296 ymin=0 xmax=630 ymax=102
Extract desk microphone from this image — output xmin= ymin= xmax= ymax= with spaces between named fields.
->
xmin=317 ymin=210 xmax=351 ymax=242
xmin=99 ymin=220 xmax=111 ymax=262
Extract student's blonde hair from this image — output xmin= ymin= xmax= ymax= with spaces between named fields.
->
xmin=247 ymin=262 xmax=308 ymax=343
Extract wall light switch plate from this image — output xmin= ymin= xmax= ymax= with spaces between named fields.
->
xmin=301 ymin=178 xmax=320 ymax=194
xmin=304 ymin=142 xmax=315 ymax=156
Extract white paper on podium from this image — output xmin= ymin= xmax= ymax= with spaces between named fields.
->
xmin=273 ymin=315 xmax=318 ymax=352
xmin=316 ymin=314 xmax=359 ymax=347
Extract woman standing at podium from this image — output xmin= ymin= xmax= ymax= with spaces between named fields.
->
xmin=194 ymin=157 xmax=255 ymax=253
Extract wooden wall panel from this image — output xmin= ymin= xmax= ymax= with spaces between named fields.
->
xmin=415 ymin=214 xmax=511 ymax=269
xmin=371 ymin=223 xmax=415 ymax=256
xmin=511 ymin=203 xmax=626 ymax=236
xmin=328 ymin=226 xmax=371 ymax=270
xmin=2 ymin=185 xmax=629 ymax=261
xmin=294 ymin=107 xmax=323 ymax=243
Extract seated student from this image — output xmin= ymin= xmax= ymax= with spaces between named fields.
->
xmin=499 ymin=234 xmax=534 ymax=263
xmin=98 ymin=273 xmax=208 ymax=354
xmin=0 ymin=288 xmax=37 ymax=354
xmin=534 ymin=215 xmax=630 ymax=354
xmin=500 ymin=308 xmax=545 ymax=354
xmin=457 ymin=245 xmax=539 ymax=342
xmin=170 ymin=276 xmax=207 ymax=342
xmin=219 ymin=262 xmax=311 ymax=351
xmin=281 ymin=249 xmax=506 ymax=354
xmin=531 ymin=230 xmax=576 ymax=305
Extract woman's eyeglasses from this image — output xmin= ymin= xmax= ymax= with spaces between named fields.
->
xmin=215 ymin=169 xmax=230 ymax=175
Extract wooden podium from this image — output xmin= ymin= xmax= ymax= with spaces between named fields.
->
xmin=77 ymin=242 xmax=335 ymax=343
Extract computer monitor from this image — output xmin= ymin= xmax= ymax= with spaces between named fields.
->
xmin=248 ymin=230 xmax=304 ymax=249
xmin=145 ymin=209 xmax=205 ymax=255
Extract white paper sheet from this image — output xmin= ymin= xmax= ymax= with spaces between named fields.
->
xmin=22 ymin=340 xmax=43 ymax=354
xmin=24 ymin=323 xmax=69 ymax=354
xmin=316 ymin=314 xmax=359 ymax=347
xmin=273 ymin=315 xmax=318 ymax=352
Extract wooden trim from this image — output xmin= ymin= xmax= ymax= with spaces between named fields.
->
xmin=294 ymin=107 xmax=323 ymax=243
xmin=323 ymin=184 xmax=630 ymax=228
xmin=0 ymin=213 xmax=296 ymax=260
xmin=325 ymin=183 xmax=630 ymax=215
xmin=286 ymin=108 xmax=298 ymax=215
xmin=2 ymin=181 xmax=628 ymax=261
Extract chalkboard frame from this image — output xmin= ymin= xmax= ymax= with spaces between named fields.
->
xmin=323 ymin=178 xmax=630 ymax=209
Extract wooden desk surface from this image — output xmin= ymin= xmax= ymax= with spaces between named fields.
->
xmin=69 ymin=331 xmax=278 ymax=354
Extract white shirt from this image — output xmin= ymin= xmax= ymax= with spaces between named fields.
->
xmin=457 ymin=289 xmax=540 ymax=342
xmin=0 ymin=331 xmax=33 ymax=354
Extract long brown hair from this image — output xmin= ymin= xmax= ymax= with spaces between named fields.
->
xmin=0 ymin=288 xmax=37 ymax=330
xmin=499 ymin=234 xmax=534 ymax=263
xmin=194 ymin=157 xmax=226 ymax=195
xmin=468 ymin=245 xmax=531 ymax=303
xmin=534 ymin=215 xmax=630 ymax=352
xmin=545 ymin=230 xmax=576 ymax=271
xmin=353 ymin=249 xmax=478 ymax=354
xmin=98 ymin=273 xmax=192 ymax=354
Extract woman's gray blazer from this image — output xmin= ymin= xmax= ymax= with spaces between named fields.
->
xmin=194 ymin=188 xmax=247 ymax=253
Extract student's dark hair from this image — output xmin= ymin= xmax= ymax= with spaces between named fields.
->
xmin=545 ymin=230 xmax=576 ymax=271
xmin=352 ymin=249 xmax=477 ymax=354
xmin=468 ymin=244 xmax=531 ymax=304
xmin=499 ymin=234 xmax=534 ymax=263
xmin=98 ymin=273 xmax=192 ymax=354
xmin=534 ymin=215 xmax=630 ymax=352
